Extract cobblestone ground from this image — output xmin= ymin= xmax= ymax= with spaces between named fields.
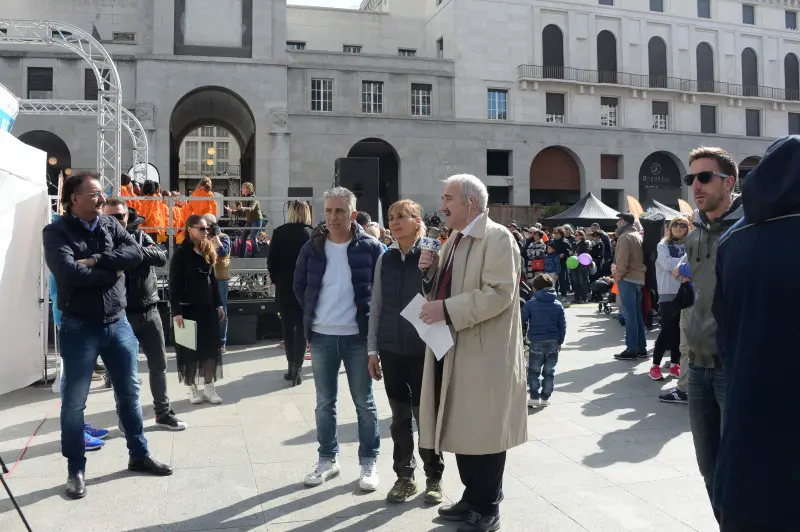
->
xmin=0 ymin=304 xmax=717 ymax=531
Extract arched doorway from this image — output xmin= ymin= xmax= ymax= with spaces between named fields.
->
xmin=529 ymin=146 xmax=582 ymax=204
xmin=597 ymin=30 xmax=617 ymax=83
xmin=696 ymin=42 xmax=715 ymax=92
xmin=648 ymin=37 xmax=668 ymax=88
xmin=17 ymin=130 xmax=71 ymax=195
xmin=346 ymin=138 xmax=400 ymax=223
xmin=742 ymin=48 xmax=759 ymax=97
xmin=169 ymin=86 xmax=255 ymax=195
xmin=638 ymin=151 xmax=683 ymax=206
xmin=739 ymin=156 xmax=761 ymax=191
xmin=785 ymin=53 xmax=799 ymax=101
xmin=542 ymin=25 xmax=564 ymax=79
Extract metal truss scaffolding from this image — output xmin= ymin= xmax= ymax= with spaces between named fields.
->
xmin=17 ymin=99 xmax=149 ymax=184
xmin=0 ymin=18 xmax=125 ymax=191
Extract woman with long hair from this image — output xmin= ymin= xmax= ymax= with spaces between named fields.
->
xmin=169 ymin=214 xmax=226 ymax=403
xmin=268 ymin=200 xmax=313 ymax=385
xmin=366 ymin=200 xmax=445 ymax=505
xmin=649 ymin=216 xmax=689 ymax=380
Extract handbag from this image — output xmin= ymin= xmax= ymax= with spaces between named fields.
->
xmin=530 ymin=258 xmax=545 ymax=271
xmin=676 ymin=281 xmax=695 ymax=309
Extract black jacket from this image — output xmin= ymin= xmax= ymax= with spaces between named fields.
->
xmin=168 ymin=240 xmax=222 ymax=311
xmin=43 ymin=214 xmax=143 ymax=323
xmin=125 ymin=229 xmax=167 ymax=313
xmin=377 ymin=244 xmax=426 ymax=357
xmin=268 ymin=222 xmax=313 ymax=292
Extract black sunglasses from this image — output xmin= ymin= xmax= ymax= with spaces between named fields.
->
xmin=672 ymin=223 xmax=689 ymax=229
xmin=108 ymin=213 xmax=126 ymax=221
xmin=192 ymin=226 xmax=211 ymax=233
xmin=683 ymin=171 xmax=728 ymax=186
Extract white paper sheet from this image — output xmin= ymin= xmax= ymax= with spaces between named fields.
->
xmin=173 ymin=318 xmax=198 ymax=350
xmin=400 ymin=294 xmax=454 ymax=360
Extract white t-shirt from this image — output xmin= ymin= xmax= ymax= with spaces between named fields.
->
xmin=312 ymin=239 xmax=359 ymax=336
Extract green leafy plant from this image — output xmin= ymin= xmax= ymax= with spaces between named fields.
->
xmin=539 ymin=202 xmax=568 ymax=219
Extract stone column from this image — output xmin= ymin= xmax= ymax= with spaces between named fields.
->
xmin=265 ymin=108 xmax=290 ymax=230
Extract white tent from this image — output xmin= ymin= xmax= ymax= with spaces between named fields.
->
xmin=0 ymin=131 xmax=49 ymax=396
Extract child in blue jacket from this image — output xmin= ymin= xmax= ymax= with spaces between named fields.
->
xmin=521 ymin=273 xmax=567 ymax=408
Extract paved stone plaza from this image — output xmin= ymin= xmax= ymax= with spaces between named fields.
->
xmin=0 ymin=305 xmax=718 ymax=532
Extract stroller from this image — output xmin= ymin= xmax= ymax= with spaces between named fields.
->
xmin=590 ymin=278 xmax=614 ymax=315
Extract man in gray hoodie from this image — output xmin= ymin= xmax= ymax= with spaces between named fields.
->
xmin=674 ymin=147 xmax=742 ymax=521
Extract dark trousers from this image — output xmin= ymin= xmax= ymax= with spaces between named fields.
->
xmin=277 ymin=285 xmax=306 ymax=370
xmin=652 ymin=300 xmax=681 ymax=366
xmin=720 ymin=515 xmax=796 ymax=532
xmin=380 ymin=352 xmax=444 ymax=481
xmin=456 ymin=452 xmax=506 ymax=517
xmin=127 ymin=307 xmax=171 ymax=416
xmin=688 ymin=363 xmax=726 ymax=517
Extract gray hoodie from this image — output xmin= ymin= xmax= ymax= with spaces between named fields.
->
xmin=680 ymin=195 xmax=742 ymax=368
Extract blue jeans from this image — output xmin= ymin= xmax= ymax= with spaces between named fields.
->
xmin=310 ymin=333 xmax=379 ymax=461
xmin=528 ymin=340 xmax=559 ymax=400
xmin=218 ymin=280 xmax=229 ymax=348
xmin=237 ymin=219 xmax=263 ymax=257
xmin=570 ymin=267 xmax=590 ymax=301
xmin=688 ymin=363 xmax=726 ymax=510
xmin=59 ymin=316 xmax=148 ymax=475
xmin=618 ymin=280 xmax=646 ymax=353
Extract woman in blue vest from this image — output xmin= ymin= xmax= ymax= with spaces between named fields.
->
xmin=366 ymin=200 xmax=445 ymax=505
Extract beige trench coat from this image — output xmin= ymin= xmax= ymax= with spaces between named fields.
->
xmin=418 ymin=212 xmax=528 ymax=455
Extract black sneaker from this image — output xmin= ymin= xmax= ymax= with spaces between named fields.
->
xmin=659 ymin=388 xmax=688 ymax=404
xmin=439 ymin=500 xmax=472 ymax=522
xmin=155 ymin=411 xmax=188 ymax=431
xmin=457 ymin=511 xmax=500 ymax=532
xmin=637 ymin=351 xmax=650 ymax=359
xmin=614 ymin=351 xmax=638 ymax=360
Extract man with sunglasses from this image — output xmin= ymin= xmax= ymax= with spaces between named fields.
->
xmin=103 ymin=197 xmax=187 ymax=432
xmin=673 ymin=147 xmax=742 ymax=522
xmin=43 ymin=173 xmax=173 ymax=500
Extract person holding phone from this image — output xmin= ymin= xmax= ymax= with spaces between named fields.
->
xmin=169 ymin=214 xmax=226 ymax=405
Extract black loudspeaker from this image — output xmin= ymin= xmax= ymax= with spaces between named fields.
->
xmin=640 ymin=211 xmax=666 ymax=301
xmin=335 ymin=157 xmax=380 ymax=221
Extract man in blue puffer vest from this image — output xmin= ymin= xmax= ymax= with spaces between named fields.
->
xmin=713 ymin=135 xmax=800 ymax=531
xmin=294 ymin=187 xmax=384 ymax=492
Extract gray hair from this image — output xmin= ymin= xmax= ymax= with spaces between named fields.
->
xmin=203 ymin=213 xmax=217 ymax=225
xmin=443 ymin=174 xmax=489 ymax=212
xmin=323 ymin=186 xmax=357 ymax=213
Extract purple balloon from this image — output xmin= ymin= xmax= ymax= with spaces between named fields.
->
xmin=578 ymin=253 xmax=592 ymax=266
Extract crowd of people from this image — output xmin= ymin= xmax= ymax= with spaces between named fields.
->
xmin=42 ymin=136 xmax=800 ymax=531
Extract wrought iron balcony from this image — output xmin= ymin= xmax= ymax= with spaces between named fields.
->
xmin=179 ymin=163 xmax=241 ymax=177
xmin=518 ymin=64 xmax=800 ymax=102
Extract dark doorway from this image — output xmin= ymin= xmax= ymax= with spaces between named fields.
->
xmin=601 ymin=189 xmax=622 ymax=211
xmin=738 ymin=156 xmax=761 ymax=192
xmin=638 ymin=152 xmax=682 ymax=207
xmin=742 ymin=48 xmax=759 ymax=97
xmin=530 ymin=146 xmax=582 ymax=204
xmin=18 ymin=130 xmax=71 ymax=195
xmin=696 ymin=42 xmax=715 ymax=92
xmin=648 ymin=37 xmax=668 ymax=88
xmin=597 ymin=30 xmax=618 ymax=83
xmin=785 ymin=53 xmax=799 ymax=101
xmin=169 ymin=86 xmax=255 ymax=194
xmin=542 ymin=25 xmax=564 ymax=79
xmin=346 ymin=138 xmax=400 ymax=223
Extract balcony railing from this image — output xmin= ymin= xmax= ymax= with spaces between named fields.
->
xmin=545 ymin=113 xmax=565 ymax=124
xmin=518 ymin=64 xmax=800 ymax=101
xmin=179 ymin=163 xmax=241 ymax=177
xmin=653 ymin=114 xmax=669 ymax=130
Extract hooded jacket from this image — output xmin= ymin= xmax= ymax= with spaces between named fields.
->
xmin=293 ymin=222 xmax=384 ymax=340
xmin=521 ymin=288 xmax=566 ymax=344
xmin=679 ymin=194 xmax=743 ymax=368
xmin=712 ymin=135 xmax=800 ymax=528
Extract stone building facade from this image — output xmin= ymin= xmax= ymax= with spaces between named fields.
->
xmin=1 ymin=0 xmax=797 ymax=221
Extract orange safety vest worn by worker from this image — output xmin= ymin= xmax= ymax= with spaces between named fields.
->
xmin=176 ymin=189 xmax=217 ymax=244
xmin=119 ymin=183 xmax=140 ymax=211
xmin=138 ymin=194 xmax=168 ymax=243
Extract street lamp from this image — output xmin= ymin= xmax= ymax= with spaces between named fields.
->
xmin=64 ymin=168 xmax=72 ymax=176
xmin=48 ymin=157 xmax=57 ymax=166
xmin=207 ymin=147 xmax=216 ymax=156
xmin=206 ymin=158 xmax=214 ymax=167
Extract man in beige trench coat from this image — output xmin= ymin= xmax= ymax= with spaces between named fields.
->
xmin=417 ymin=174 xmax=528 ymax=532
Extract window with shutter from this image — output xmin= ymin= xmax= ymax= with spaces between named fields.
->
xmin=27 ymin=67 xmax=53 ymax=99
xmin=84 ymin=69 xmax=110 ymax=100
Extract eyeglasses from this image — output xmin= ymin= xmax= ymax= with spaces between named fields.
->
xmin=108 ymin=213 xmax=126 ymax=221
xmin=75 ymin=191 xmax=105 ymax=200
xmin=683 ymin=171 xmax=728 ymax=186
xmin=192 ymin=226 xmax=211 ymax=233
xmin=672 ymin=223 xmax=689 ymax=229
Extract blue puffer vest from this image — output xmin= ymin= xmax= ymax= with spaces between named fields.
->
xmin=377 ymin=243 xmax=427 ymax=357
xmin=293 ymin=222 xmax=384 ymax=340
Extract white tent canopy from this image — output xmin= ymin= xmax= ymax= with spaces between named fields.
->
xmin=0 ymin=131 xmax=49 ymax=396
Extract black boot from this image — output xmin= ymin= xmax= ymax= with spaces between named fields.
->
xmin=284 ymin=364 xmax=293 ymax=381
xmin=290 ymin=366 xmax=302 ymax=386
xmin=65 ymin=471 xmax=86 ymax=499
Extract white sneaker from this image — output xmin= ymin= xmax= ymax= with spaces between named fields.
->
xmin=304 ymin=458 xmax=340 ymax=487
xmin=203 ymin=383 xmax=222 ymax=404
xmin=188 ymin=384 xmax=203 ymax=404
xmin=527 ymin=398 xmax=541 ymax=409
xmin=541 ymin=398 xmax=550 ymax=407
xmin=359 ymin=458 xmax=379 ymax=492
